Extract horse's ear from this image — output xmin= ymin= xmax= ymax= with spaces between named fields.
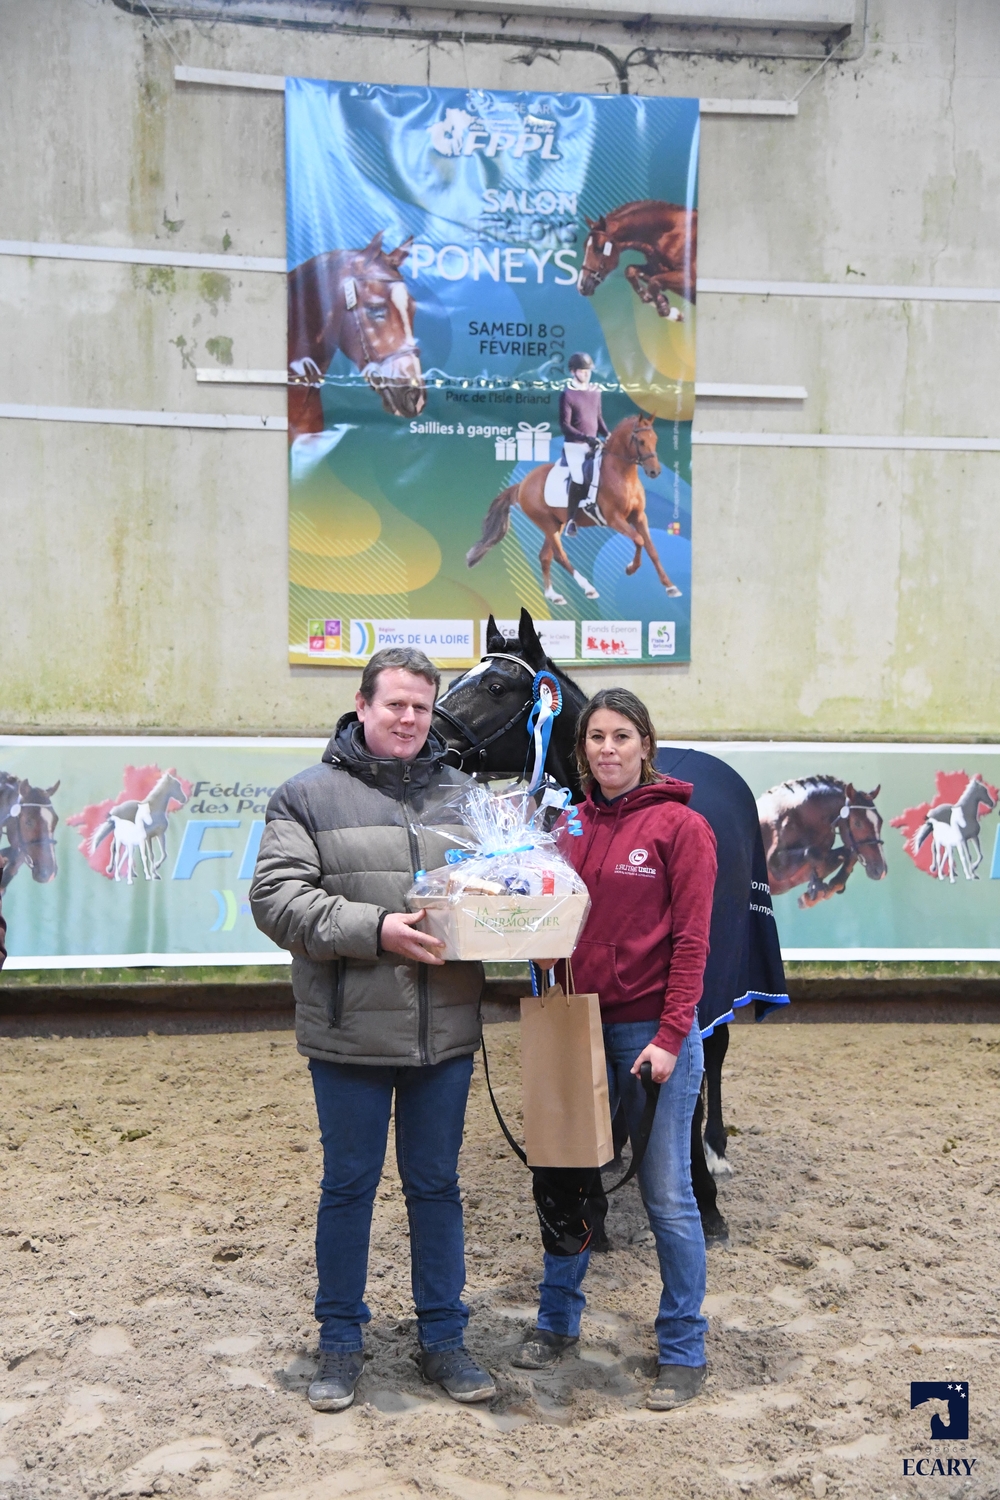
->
xmin=363 ymin=230 xmax=385 ymax=262
xmin=517 ymin=608 xmax=547 ymax=669
xmin=45 ymin=781 xmax=60 ymax=797
xmin=584 ymin=215 xmax=596 ymax=230
xmin=18 ymin=779 xmax=29 ymax=796
xmin=485 ymin=614 xmax=507 ymax=653
xmin=386 ymin=235 xmax=414 ymax=268
xmin=868 ymin=785 xmax=881 ymax=800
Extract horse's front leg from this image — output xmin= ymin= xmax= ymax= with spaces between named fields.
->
xmin=630 ymin=509 xmax=681 ymax=597
xmin=969 ymin=834 xmax=984 ymax=875
xmin=0 ymin=847 xmax=22 ymax=892
xmin=624 ymin=262 xmax=657 ymax=304
xmin=702 ymin=1024 xmax=732 ymax=1175
xmin=798 ymin=849 xmax=858 ymax=907
xmin=690 ymin=1083 xmax=728 ymax=1242
xmin=625 ymin=542 xmax=643 ymax=576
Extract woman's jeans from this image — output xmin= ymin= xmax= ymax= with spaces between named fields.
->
xmin=309 ymin=1054 xmax=473 ymax=1354
xmin=536 ymin=1020 xmax=707 ymax=1367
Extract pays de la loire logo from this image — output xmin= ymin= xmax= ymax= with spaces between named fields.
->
xmin=629 ymin=848 xmax=648 ymax=866
xmin=427 ymin=107 xmax=560 ymax=160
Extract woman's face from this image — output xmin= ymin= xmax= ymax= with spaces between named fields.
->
xmin=574 ymin=365 xmax=592 ymax=386
xmin=584 ymin=709 xmax=650 ymax=797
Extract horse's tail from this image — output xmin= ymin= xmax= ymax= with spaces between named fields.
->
xmin=911 ymin=820 xmax=933 ymax=854
xmin=90 ymin=818 xmax=113 ymax=853
xmin=466 ymin=485 xmax=517 ymax=567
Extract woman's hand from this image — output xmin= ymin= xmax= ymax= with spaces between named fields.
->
xmin=631 ymin=1042 xmax=676 ymax=1085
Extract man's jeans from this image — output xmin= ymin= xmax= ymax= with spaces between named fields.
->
xmin=535 ymin=1020 xmax=708 ymax=1367
xmin=309 ymin=1054 xmax=473 ymax=1354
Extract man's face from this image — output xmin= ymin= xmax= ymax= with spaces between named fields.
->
xmin=356 ymin=668 xmax=436 ymax=760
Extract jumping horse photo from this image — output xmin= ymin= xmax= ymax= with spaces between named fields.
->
xmin=1 ymin=778 xmax=60 ymax=892
xmin=757 ymin=776 xmax=887 ymax=908
xmin=287 ymin=232 xmax=426 ymax=441
xmin=579 ymin=200 xmax=698 ymax=321
xmin=467 ymin=413 xmax=682 ymax=602
xmin=434 ymin=609 xmax=788 ymax=1243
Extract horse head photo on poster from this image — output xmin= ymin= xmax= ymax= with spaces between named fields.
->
xmin=0 ymin=778 xmax=60 ymax=892
xmin=287 ymin=231 xmax=426 ymax=440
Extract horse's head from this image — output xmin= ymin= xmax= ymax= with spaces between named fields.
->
xmin=967 ymin=774 xmax=997 ymax=813
xmin=15 ymin=779 xmax=60 ymax=883
xmin=165 ymin=771 xmax=189 ymax=809
xmin=841 ymin=783 xmax=886 ymax=880
xmin=339 ymin=233 xmax=426 ymax=418
xmin=629 ymin=413 xmax=661 ymax=477
xmin=579 ymin=216 xmax=618 ymax=298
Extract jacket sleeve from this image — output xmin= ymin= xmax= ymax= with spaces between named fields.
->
xmin=249 ymin=783 xmax=385 ymax=961
xmin=655 ymin=811 xmax=717 ymax=1056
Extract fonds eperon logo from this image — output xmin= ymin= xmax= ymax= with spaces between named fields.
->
xmin=428 ymin=107 xmax=560 ymax=161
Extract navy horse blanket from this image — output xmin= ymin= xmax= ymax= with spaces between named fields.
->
xmin=655 ymin=746 xmax=788 ymax=1035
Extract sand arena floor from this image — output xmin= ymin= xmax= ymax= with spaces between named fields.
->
xmin=0 ymin=1020 xmax=998 ymax=1500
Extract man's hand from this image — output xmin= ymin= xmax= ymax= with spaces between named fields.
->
xmin=631 ymin=1042 xmax=676 ymax=1085
xmin=380 ymin=910 xmax=447 ymax=966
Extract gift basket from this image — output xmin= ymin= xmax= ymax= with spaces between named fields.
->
xmin=405 ymin=782 xmax=590 ymax=961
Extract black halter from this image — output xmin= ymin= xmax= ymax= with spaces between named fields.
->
xmin=433 ymin=653 xmax=538 ymax=771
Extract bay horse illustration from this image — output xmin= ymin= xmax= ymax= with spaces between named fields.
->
xmin=912 ymin=776 xmax=997 ymax=881
xmin=287 ymin=232 xmax=426 ymax=440
xmin=433 ymin=610 xmax=788 ymax=1244
xmin=89 ymin=771 xmax=188 ymax=881
xmin=466 ymin=413 xmax=681 ymax=602
xmin=0 ymin=779 xmax=60 ymax=892
xmin=579 ymin=201 xmax=697 ymax=320
xmin=757 ymin=776 xmax=886 ymax=908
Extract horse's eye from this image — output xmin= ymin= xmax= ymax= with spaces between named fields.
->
xmin=368 ymin=304 xmax=387 ymax=321
xmin=488 ymin=681 xmax=505 ymax=697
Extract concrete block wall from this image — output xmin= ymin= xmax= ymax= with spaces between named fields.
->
xmin=1 ymin=0 xmax=997 ymax=738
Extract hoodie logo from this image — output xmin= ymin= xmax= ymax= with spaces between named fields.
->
xmin=615 ymin=848 xmax=657 ymax=878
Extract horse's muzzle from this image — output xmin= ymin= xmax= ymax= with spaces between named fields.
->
xmin=578 ymin=271 xmax=599 ymax=297
xmin=363 ymin=347 xmax=427 ymax=418
xmin=642 ymin=458 xmax=662 ymax=478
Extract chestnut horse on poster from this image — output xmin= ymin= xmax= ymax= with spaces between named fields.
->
xmin=757 ymin=776 xmax=887 ymax=909
xmin=1 ymin=779 xmax=60 ymax=892
xmin=466 ymin=413 xmax=682 ymax=603
xmin=287 ymin=232 xmax=427 ymax=440
xmin=579 ymin=200 xmax=697 ymax=321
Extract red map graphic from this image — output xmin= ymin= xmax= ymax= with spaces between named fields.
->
xmin=890 ymin=771 xmax=998 ymax=877
xmin=67 ymin=765 xmax=192 ymax=879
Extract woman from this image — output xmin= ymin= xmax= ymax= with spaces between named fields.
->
xmin=512 ymin=688 xmax=717 ymax=1411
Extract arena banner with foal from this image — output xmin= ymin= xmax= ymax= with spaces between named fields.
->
xmin=285 ymin=80 xmax=699 ymax=669
xmin=4 ymin=738 xmax=1000 ymax=968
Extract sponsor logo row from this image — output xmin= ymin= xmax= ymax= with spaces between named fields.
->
xmin=306 ymin=619 xmax=677 ymax=660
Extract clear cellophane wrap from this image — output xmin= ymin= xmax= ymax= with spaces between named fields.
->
xmin=405 ymin=783 xmax=590 ymax=961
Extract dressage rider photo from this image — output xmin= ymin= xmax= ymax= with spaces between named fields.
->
xmin=559 ymin=352 xmax=609 ymax=537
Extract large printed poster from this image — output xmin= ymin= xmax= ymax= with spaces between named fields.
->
xmin=285 ymin=81 xmax=699 ymax=669
xmin=3 ymin=739 xmax=1000 ymax=968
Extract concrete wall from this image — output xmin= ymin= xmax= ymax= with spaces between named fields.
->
xmin=1 ymin=0 xmax=998 ymax=738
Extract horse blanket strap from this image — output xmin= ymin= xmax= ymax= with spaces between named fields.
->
xmin=480 ymin=1034 xmax=528 ymax=1166
xmin=606 ymin=1061 xmax=659 ymax=1194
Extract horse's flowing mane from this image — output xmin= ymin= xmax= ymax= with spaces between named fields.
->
xmin=777 ymin=775 xmax=845 ymax=801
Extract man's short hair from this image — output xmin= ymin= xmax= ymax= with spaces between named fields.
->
xmin=359 ymin=647 xmax=441 ymax=704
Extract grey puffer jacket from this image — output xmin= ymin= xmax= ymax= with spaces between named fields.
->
xmin=250 ymin=715 xmax=484 ymax=1067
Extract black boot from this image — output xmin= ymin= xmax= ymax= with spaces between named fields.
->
xmin=564 ymin=481 xmax=587 ymax=538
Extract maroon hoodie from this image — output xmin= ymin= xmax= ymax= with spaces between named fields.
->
xmin=559 ymin=777 xmax=717 ymax=1056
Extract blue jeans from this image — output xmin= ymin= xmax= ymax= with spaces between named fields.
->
xmin=309 ymin=1054 xmax=473 ymax=1354
xmin=536 ymin=1020 xmax=707 ymax=1366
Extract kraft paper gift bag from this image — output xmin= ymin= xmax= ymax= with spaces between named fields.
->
xmin=519 ymin=962 xmax=614 ymax=1169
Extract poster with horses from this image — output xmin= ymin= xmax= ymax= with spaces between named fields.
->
xmin=4 ymin=737 xmax=1000 ymax=968
xmin=285 ymin=81 xmax=699 ymax=669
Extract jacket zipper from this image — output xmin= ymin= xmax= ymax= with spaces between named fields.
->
xmin=329 ymin=957 xmax=346 ymax=1028
xmin=401 ymin=763 xmax=431 ymax=1067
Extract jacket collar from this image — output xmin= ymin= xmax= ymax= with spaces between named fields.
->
xmin=322 ymin=712 xmax=451 ymax=795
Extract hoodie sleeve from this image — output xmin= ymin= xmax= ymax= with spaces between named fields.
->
xmin=249 ymin=779 xmax=385 ymax=962
xmin=654 ymin=810 xmax=717 ymax=1056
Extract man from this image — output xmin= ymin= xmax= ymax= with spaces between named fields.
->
xmin=558 ymin=352 xmax=609 ymax=538
xmin=250 ymin=647 xmax=495 ymax=1412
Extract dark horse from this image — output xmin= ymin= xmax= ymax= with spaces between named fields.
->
xmin=579 ymin=201 xmax=697 ymax=321
xmin=434 ymin=610 xmax=787 ymax=1242
xmin=467 ymin=414 xmax=681 ymax=603
xmin=287 ymin=232 xmax=426 ymax=441
xmin=757 ymin=777 xmax=887 ymax=908
xmin=1 ymin=778 xmax=60 ymax=892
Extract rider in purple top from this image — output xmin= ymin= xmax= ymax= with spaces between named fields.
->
xmin=558 ymin=353 xmax=608 ymax=537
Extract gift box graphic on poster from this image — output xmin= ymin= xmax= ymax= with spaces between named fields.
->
xmin=285 ymin=80 xmax=699 ymax=668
